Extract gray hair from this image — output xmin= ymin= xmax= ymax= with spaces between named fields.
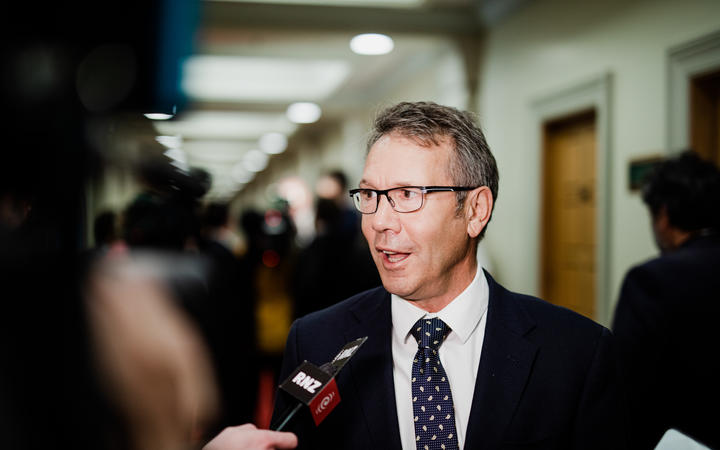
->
xmin=366 ymin=101 xmax=498 ymax=239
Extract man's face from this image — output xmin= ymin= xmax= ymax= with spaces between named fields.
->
xmin=360 ymin=132 xmax=477 ymax=311
xmin=315 ymin=175 xmax=342 ymax=201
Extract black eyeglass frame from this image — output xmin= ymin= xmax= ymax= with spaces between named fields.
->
xmin=348 ymin=185 xmax=478 ymax=214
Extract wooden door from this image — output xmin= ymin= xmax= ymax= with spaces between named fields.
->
xmin=690 ymin=69 xmax=720 ymax=167
xmin=541 ymin=110 xmax=597 ymax=319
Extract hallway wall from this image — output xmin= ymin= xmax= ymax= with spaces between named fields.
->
xmin=477 ymin=0 xmax=720 ymax=324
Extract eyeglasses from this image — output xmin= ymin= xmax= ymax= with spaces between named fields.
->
xmin=348 ymin=186 xmax=477 ymax=214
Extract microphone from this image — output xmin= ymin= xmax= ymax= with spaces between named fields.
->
xmin=271 ymin=336 xmax=368 ymax=431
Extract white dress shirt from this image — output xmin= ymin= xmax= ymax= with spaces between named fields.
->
xmin=392 ymin=266 xmax=489 ymax=450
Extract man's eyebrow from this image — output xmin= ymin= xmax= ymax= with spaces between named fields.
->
xmin=358 ymin=180 xmax=416 ymax=189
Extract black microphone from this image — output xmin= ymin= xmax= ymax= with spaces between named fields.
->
xmin=271 ymin=336 xmax=368 ymax=431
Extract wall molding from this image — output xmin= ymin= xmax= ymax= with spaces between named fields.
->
xmin=668 ymin=29 xmax=720 ymax=152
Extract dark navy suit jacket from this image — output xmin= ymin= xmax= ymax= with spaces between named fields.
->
xmin=273 ymin=271 xmax=628 ymax=449
xmin=612 ymin=234 xmax=720 ymax=449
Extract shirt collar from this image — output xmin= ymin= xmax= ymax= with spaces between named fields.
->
xmin=391 ymin=265 xmax=489 ymax=345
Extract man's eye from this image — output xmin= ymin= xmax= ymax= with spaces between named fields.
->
xmin=400 ymin=189 xmax=418 ymax=199
xmin=361 ymin=190 xmax=375 ymax=200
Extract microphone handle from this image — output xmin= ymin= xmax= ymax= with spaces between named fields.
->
xmin=272 ymin=402 xmax=303 ymax=431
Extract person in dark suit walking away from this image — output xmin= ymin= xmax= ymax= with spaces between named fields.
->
xmin=612 ymin=150 xmax=720 ymax=450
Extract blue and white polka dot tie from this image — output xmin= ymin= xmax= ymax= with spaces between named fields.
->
xmin=410 ymin=317 xmax=459 ymax=450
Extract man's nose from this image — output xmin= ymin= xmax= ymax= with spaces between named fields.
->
xmin=370 ymin=193 xmax=400 ymax=232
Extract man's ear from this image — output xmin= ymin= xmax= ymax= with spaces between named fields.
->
xmin=465 ymin=186 xmax=493 ymax=238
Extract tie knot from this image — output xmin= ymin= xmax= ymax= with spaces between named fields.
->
xmin=411 ymin=317 xmax=450 ymax=350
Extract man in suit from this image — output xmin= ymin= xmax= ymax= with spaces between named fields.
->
xmin=611 ymin=150 xmax=720 ymax=449
xmin=272 ymin=101 xmax=628 ymax=449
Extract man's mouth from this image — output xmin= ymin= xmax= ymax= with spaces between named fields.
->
xmin=381 ymin=250 xmax=410 ymax=263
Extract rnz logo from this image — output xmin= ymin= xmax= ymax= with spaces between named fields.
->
xmin=291 ymin=371 xmax=322 ymax=394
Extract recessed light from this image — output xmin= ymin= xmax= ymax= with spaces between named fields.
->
xmin=259 ymin=132 xmax=288 ymax=155
xmin=350 ymin=33 xmax=394 ymax=55
xmin=144 ymin=113 xmax=174 ymax=120
xmin=231 ymin=163 xmax=256 ymax=184
xmin=286 ymin=102 xmax=322 ymax=124
xmin=182 ymin=56 xmax=350 ymax=103
xmin=243 ymin=149 xmax=269 ymax=172
xmin=155 ymin=135 xmax=183 ymax=149
xmin=163 ymin=148 xmax=187 ymax=167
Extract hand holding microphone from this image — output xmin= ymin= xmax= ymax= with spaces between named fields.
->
xmin=203 ymin=424 xmax=297 ymax=450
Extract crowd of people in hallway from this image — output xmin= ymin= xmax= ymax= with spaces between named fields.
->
xmin=78 ymin=158 xmax=381 ymax=448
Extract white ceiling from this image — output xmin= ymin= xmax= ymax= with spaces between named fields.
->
xmin=149 ymin=0 xmax=501 ymax=199
xmin=213 ymin=0 xmax=426 ymax=7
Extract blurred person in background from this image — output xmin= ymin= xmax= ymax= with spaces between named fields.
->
xmin=0 ymin=154 xmax=73 ymax=450
xmin=122 ymin=158 xmax=208 ymax=252
xmin=0 ymin=2 xmax=292 ymax=448
xmin=239 ymin=202 xmax=297 ymax=364
xmin=293 ymin=168 xmax=379 ymax=317
xmin=120 ymin=159 xmax=261 ymax=439
xmin=85 ymin=252 xmax=219 ymax=450
xmin=314 ymin=169 xmax=361 ymax=241
xmin=85 ymin=251 xmax=297 ymax=450
xmin=0 ymin=13 xmax=92 ymax=447
xmin=275 ymin=177 xmax=314 ymax=249
xmin=93 ymin=210 xmax=120 ymax=251
xmin=237 ymin=204 xmax=298 ymax=428
xmin=200 ymin=202 xmax=243 ymax=257
xmin=292 ymin=194 xmax=380 ymax=318
xmin=198 ymin=201 xmax=260 ymax=432
xmin=612 ymin=150 xmax=720 ymax=449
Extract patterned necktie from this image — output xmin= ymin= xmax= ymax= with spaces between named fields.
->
xmin=410 ymin=317 xmax=459 ymax=450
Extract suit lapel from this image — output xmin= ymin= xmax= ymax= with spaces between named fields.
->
xmin=464 ymin=272 xmax=538 ymax=449
xmin=344 ymin=289 xmax=403 ymax=449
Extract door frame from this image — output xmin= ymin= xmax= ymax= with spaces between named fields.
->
xmin=529 ymin=73 xmax=612 ymax=326
xmin=668 ymin=29 xmax=720 ymax=153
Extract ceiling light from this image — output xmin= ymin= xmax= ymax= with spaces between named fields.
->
xmin=231 ymin=163 xmax=256 ymax=184
xmin=182 ymin=56 xmax=350 ymax=103
xmin=286 ymin=102 xmax=321 ymax=124
xmin=243 ymin=149 xmax=269 ymax=173
xmin=170 ymin=160 xmax=189 ymax=172
xmin=155 ymin=135 xmax=183 ymax=149
xmin=259 ymin=132 xmax=288 ymax=155
xmin=153 ymin=111 xmax=297 ymax=140
xmin=144 ymin=113 xmax=174 ymax=120
xmin=163 ymin=148 xmax=187 ymax=165
xmin=182 ymin=140 xmax=249 ymax=163
xmin=350 ymin=33 xmax=394 ymax=55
